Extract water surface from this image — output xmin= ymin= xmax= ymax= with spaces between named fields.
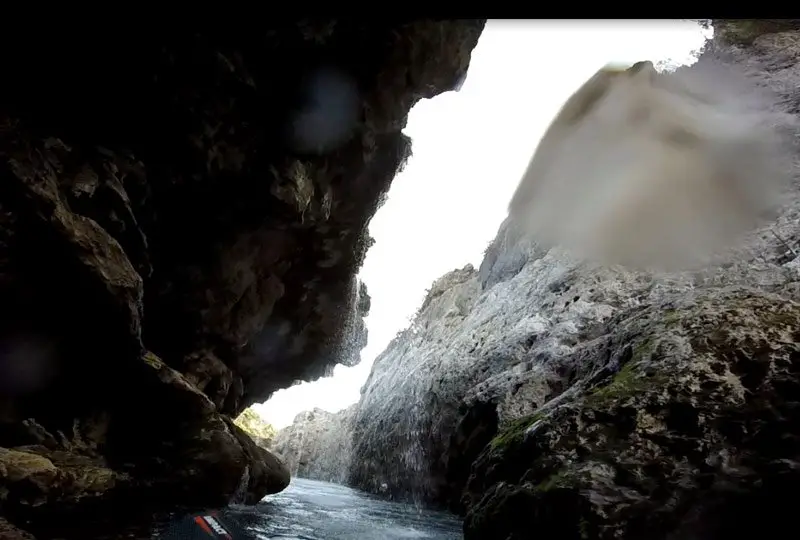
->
xmin=225 ymin=477 xmax=463 ymax=539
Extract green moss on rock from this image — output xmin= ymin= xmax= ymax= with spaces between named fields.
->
xmin=464 ymin=289 xmax=800 ymax=539
xmin=532 ymin=469 xmax=568 ymax=492
xmin=586 ymin=340 xmax=666 ymax=407
xmin=234 ymin=407 xmax=277 ymax=447
xmin=488 ymin=412 xmax=543 ymax=451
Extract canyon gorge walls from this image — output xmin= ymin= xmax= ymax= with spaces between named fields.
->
xmin=276 ymin=20 xmax=800 ymax=539
xmin=271 ymin=406 xmax=356 ymax=484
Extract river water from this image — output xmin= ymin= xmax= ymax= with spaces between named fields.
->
xmin=186 ymin=478 xmax=463 ymax=539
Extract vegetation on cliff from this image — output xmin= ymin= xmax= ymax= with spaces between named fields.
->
xmin=465 ymin=290 xmax=800 ymax=539
xmin=234 ymin=408 xmax=277 ymax=447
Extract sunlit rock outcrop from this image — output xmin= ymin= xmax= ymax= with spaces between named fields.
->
xmin=234 ymin=407 xmax=277 ymax=448
xmin=0 ymin=19 xmax=485 ymax=539
xmin=271 ymin=406 xmax=356 ymax=484
xmin=343 ymin=19 xmax=800 ymax=539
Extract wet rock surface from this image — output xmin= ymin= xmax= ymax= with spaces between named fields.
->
xmin=0 ymin=19 xmax=485 ymax=538
xmin=329 ymin=19 xmax=800 ymax=539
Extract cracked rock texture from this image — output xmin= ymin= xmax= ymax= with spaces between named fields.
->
xmin=315 ymin=19 xmax=800 ymax=539
xmin=0 ymin=19 xmax=485 ymax=539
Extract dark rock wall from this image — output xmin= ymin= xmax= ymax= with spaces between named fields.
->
xmin=0 ymin=19 xmax=486 ymax=539
xmin=0 ymin=20 xmax=485 ymax=412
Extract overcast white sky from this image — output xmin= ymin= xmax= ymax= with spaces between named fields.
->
xmin=255 ymin=20 xmax=711 ymax=429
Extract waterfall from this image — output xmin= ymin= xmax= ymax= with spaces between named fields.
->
xmin=336 ymin=276 xmax=367 ymax=368
xmin=230 ymin=464 xmax=250 ymax=505
xmin=295 ymin=422 xmax=306 ymax=477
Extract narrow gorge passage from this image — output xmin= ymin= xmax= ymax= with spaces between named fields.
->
xmin=6 ymin=17 xmax=799 ymax=540
xmin=161 ymin=478 xmax=462 ymax=540
xmin=259 ymin=19 xmax=800 ymax=540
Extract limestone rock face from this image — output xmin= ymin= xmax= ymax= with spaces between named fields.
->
xmin=348 ymin=264 xmax=484 ymax=504
xmin=343 ymin=19 xmax=800 ymax=539
xmin=270 ymin=406 xmax=356 ymax=484
xmin=0 ymin=19 xmax=485 ymax=538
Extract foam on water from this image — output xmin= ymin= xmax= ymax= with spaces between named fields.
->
xmin=221 ymin=478 xmax=462 ymax=540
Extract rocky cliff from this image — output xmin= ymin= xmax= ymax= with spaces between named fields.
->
xmin=234 ymin=407 xmax=277 ymax=449
xmin=338 ymin=20 xmax=800 ymax=539
xmin=270 ymin=406 xmax=356 ymax=484
xmin=0 ymin=19 xmax=485 ymax=539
